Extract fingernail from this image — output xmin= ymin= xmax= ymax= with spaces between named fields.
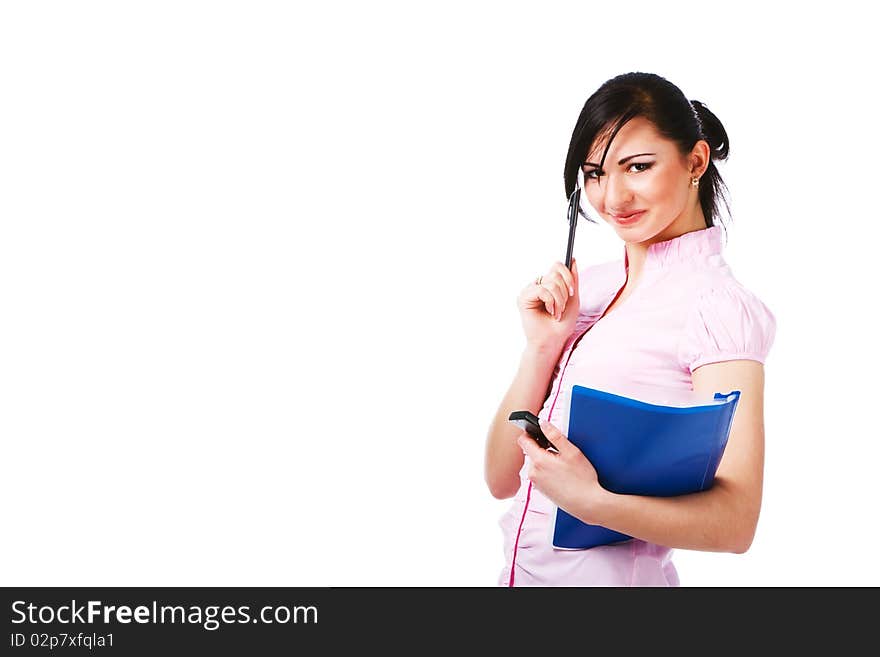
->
xmin=569 ymin=286 xmax=574 ymax=296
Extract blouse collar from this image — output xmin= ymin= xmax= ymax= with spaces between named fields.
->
xmin=623 ymin=225 xmax=724 ymax=272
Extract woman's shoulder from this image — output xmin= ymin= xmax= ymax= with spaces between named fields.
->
xmin=691 ymin=266 xmax=773 ymax=311
xmin=677 ymin=267 xmax=778 ymax=372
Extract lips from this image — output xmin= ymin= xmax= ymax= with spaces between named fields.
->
xmin=612 ymin=210 xmax=646 ymax=225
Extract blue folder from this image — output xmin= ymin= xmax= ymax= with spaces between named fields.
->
xmin=551 ymin=385 xmax=741 ymax=550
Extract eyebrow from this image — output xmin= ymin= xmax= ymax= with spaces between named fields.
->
xmin=583 ymin=152 xmax=656 ymax=168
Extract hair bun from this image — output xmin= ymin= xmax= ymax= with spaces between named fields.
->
xmin=690 ymin=99 xmax=729 ymax=160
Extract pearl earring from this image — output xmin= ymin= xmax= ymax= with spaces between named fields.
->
xmin=691 ymin=176 xmax=699 ymax=187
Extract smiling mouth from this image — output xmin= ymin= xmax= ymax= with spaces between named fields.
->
xmin=612 ymin=210 xmax=646 ymax=224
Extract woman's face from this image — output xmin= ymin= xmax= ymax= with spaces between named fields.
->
xmin=582 ymin=116 xmax=702 ymax=242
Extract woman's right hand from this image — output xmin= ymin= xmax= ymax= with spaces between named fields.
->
xmin=517 ymin=258 xmax=580 ymax=351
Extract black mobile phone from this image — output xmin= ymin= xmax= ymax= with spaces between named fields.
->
xmin=508 ymin=410 xmax=557 ymax=451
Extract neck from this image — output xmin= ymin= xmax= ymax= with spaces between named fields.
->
xmin=624 ymin=199 xmax=708 ymax=284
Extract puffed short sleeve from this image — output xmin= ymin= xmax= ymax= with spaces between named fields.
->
xmin=678 ymin=279 xmax=777 ymax=373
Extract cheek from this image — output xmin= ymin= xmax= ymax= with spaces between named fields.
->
xmin=584 ymin=187 xmax=599 ymax=209
xmin=584 ymin=170 xmax=681 ymax=208
xmin=631 ymin=170 xmax=679 ymax=202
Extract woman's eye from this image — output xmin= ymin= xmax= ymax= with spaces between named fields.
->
xmin=583 ymin=162 xmax=652 ymax=182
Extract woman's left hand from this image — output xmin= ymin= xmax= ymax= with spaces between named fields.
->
xmin=516 ymin=419 xmax=606 ymax=523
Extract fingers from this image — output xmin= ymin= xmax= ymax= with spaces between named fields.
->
xmin=516 ymin=431 xmax=542 ymax=460
xmin=516 ymin=431 xmax=559 ymax=462
xmin=552 ymin=260 xmax=577 ymax=297
xmin=538 ymin=419 xmax=572 ymax=456
xmin=517 ymin=430 xmax=559 ymax=463
xmin=519 ymin=283 xmax=561 ymax=320
xmin=544 ymin=279 xmax=566 ymax=321
xmin=534 ymin=285 xmax=557 ymax=318
xmin=539 ymin=260 xmax=578 ymax=321
xmin=524 ymin=259 xmax=580 ymax=321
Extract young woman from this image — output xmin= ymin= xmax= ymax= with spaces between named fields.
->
xmin=484 ymin=72 xmax=777 ymax=586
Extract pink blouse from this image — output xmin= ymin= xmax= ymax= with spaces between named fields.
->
xmin=498 ymin=225 xmax=777 ymax=587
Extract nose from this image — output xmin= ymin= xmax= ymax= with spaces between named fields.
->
xmin=599 ymin=171 xmax=634 ymax=215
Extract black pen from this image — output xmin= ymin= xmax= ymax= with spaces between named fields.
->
xmin=564 ymin=186 xmax=580 ymax=270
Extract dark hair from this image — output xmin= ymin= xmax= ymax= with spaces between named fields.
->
xmin=564 ymin=72 xmax=731 ymax=232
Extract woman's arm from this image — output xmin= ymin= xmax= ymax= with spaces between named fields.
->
xmin=579 ymin=359 xmax=767 ymax=553
xmin=484 ymin=342 xmax=564 ymax=499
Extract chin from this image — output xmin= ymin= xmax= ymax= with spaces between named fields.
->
xmin=611 ymin=221 xmax=660 ymax=243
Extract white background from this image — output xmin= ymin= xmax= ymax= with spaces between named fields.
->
xmin=1 ymin=1 xmax=876 ymax=587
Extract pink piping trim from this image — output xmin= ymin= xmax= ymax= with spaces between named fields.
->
xmin=506 ymin=481 xmax=532 ymax=587
xmin=507 ymin=328 xmax=588 ymax=587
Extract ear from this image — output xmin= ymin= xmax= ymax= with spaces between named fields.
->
xmin=689 ymin=140 xmax=711 ymax=177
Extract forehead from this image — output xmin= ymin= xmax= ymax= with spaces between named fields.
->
xmin=586 ymin=116 xmax=666 ymax=162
